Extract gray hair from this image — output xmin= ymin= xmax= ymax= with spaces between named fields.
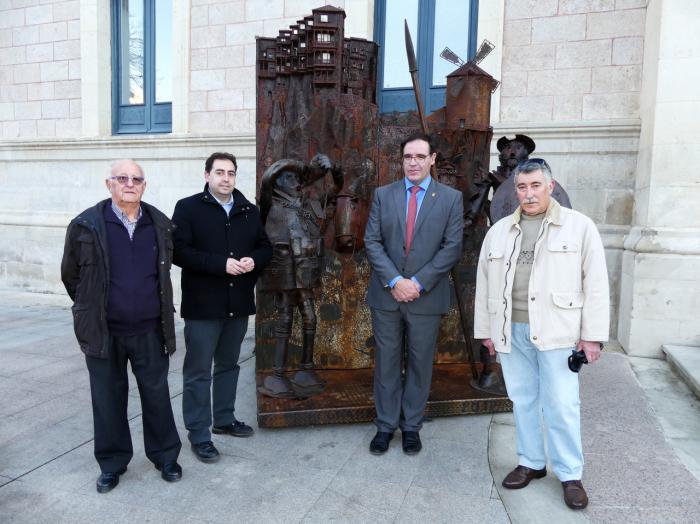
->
xmin=513 ymin=158 xmax=553 ymax=185
xmin=108 ymin=159 xmax=144 ymax=179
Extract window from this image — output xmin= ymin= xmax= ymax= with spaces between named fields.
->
xmin=374 ymin=0 xmax=478 ymax=114
xmin=112 ymin=0 xmax=172 ymax=134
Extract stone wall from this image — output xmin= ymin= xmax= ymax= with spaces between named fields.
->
xmin=0 ymin=0 xmax=82 ymax=138
xmin=0 ymin=135 xmax=256 ymax=299
xmin=500 ymin=0 xmax=645 ymax=123
xmin=188 ymin=0 xmax=374 ymax=134
xmin=617 ymin=0 xmax=700 ymax=357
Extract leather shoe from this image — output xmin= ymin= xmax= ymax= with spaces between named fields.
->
xmin=96 ymin=467 xmax=126 ymax=493
xmin=401 ymin=431 xmax=422 ymax=455
xmin=502 ymin=465 xmax=547 ymax=489
xmin=369 ymin=431 xmax=393 ymax=455
xmin=155 ymin=461 xmax=182 ymax=482
xmin=213 ymin=419 xmax=254 ymax=438
xmin=191 ymin=441 xmax=220 ymax=463
xmin=562 ymin=480 xmax=589 ymax=510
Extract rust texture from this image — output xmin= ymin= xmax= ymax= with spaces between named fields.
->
xmin=256 ymin=364 xmax=512 ymax=428
xmin=255 ymin=6 xmax=508 ymax=425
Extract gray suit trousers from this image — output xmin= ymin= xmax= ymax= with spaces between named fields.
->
xmin=371 ymin=305 xmax=441 ymax=433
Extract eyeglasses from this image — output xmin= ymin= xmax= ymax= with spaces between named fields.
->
xmin=110 ymin=175 xmax=145 ymax=186
xmin=402 ymin=154 xmax=431 ymax=163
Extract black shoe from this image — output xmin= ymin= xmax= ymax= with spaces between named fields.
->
xmin=369 ymin=431 xmax=394 ymax=455
xmin=402 ymin=431 xmax=422 ymax=455
xmin=190 ymin=441 xmax=220 ymax=463
xmin=212 ymin=419 xmax=254 ymax=438
xmin=155 ymin=461 xmax=182 ymax=482
xmin=96 ymin=467 xmax=126 ymax=494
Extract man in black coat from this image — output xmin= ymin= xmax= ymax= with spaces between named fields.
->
xmin=172 ymin=152 xmax=272 ymax=463
xmin=61 ymin=159 xmax=182 ymax=493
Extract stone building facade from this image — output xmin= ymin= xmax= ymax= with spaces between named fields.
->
xmin=0 ymin=0 xmax=697 ymax=358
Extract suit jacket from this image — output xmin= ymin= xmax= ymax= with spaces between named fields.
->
xmin=364 ymin=178 xmax=464 ymax=314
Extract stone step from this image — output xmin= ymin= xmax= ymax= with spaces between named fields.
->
xmin=662 ymin=345 xmax=700 ymax=400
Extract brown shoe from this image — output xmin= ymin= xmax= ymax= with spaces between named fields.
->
xmin=501 ymin=465 xmax=547 ymax=489
xmin=562 ymin=480 xmax=589 ymax=510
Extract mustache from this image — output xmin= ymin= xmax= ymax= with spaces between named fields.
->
xmin=523 ymin=198 xmax=538 ymax=204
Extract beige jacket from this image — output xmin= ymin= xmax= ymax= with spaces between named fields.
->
xmin=474 ymin=199 xmax=610 ymax=353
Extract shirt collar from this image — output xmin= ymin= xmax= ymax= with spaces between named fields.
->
xmin=404 ymin=176 xmax=431 ymax=193
xmin=512 ymin=198 xmax=561 ymax=226
xmin=111 ymin=201 xmax=142 ymax=223
xmin=208 ymin=189 xmax=233 ymax=206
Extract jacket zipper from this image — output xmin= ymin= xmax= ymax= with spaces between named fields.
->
xmin=501 ymin=227 xmax=521 ymax=346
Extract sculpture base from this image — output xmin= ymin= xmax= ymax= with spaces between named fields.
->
xmin=256 ymin=363 xmax=512 ymax=428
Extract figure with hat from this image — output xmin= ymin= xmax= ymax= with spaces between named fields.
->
xmin=492 ymin=134 xmax=537 ymax=187
xmin=258 ymin=153 xmax=344 ymax=398
xmin=463 ymin=134 xmax=535 ymax=227
xmin=489 ymin=135 xmax=572 ymax=224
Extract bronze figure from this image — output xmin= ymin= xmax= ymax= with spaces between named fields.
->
xmin=258 ymin=154 xmax=343 ymax=399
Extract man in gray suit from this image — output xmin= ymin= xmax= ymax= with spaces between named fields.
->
xmin=364 ymin=133 xmax=464 ymax=455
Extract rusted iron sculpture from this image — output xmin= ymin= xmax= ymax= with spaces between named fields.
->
xmin=255 ymin=6 xmax=513 ymax=427
xmin=258 ymin=154 xmax=343 ymax=399
xmin=489 ymin=134 xmax=572 ymax=223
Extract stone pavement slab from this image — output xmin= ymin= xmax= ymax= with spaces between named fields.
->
xmin=2 ymin=290 xmax=700 ymax=523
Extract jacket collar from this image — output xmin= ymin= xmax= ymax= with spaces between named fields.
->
xmin=200 ymin=183 xmax=251 ymax=209
xmin=511 ymin=197 xmax=562 ymax=227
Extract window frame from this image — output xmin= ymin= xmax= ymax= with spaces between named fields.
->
xmin=111 ymin=0 xmax=172 ymax=134
xmin=374 ymin=0 xmax=479 ymax=115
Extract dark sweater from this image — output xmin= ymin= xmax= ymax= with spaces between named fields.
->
xmin=172 ymin=185 xmax=272 ymax=319
xmin=104 ymin=205 xmax=160 ymax=335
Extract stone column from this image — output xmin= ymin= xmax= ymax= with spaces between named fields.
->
xmin=618 ymin=0 xmax=700 ymax=357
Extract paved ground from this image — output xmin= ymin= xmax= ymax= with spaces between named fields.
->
xmin=1 ymin=289 xmax=699 ymax=523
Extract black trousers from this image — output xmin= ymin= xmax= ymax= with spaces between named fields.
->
xmin=182 ymin=317 xmax=248 ymax=444
xmin=85 ymin=330 xmax=181 ymax=473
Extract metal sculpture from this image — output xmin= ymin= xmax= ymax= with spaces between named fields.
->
xmin=258 ymin=154 xmax=343 ymax=399
xmin=489 ymin=134 xmax=572 ymax=224
xmin=254 ymin=7 xmax=514 ymax=427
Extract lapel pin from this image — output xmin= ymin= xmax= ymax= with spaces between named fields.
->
xmin=431 ymin=192 xmax=436 ymax=197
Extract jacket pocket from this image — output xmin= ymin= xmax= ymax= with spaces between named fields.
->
xmin=71 ymin=303 xmax=91 ymax=350
xmin=77 ymin=234 xmax=97 ymax=265
xmin=547 ymin=240 xmax=579 ymax=253
xmin=487 ymin=250 xmax=504 ymax=262
xmin=552 ymin=291 xmax=584 ymax=309
xmin=487 ymin=297 xmax=501 ymax=314
xmin=549 ymin=291 xmax=584 ymax=345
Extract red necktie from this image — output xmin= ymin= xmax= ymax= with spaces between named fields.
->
xmin=405 ymin=186 xmax=421 ymax=255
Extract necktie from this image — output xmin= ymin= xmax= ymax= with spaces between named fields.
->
xmin=405 ymin=185 xmax=421 ymax=255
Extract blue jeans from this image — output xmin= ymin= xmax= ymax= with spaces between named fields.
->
xmin=499 ymin=322 xmax=583 ymax=481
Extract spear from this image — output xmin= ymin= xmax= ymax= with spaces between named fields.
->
xmin=404 ymin=20 xmax=429 ymax=134
xmin=404 ymin=19 xmax=478 ymax=380
xmin=404 ymin=20 xmax=436 ymax=180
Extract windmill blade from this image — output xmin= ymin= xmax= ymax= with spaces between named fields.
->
xmin=439 ymin=47 xmax=464 ymax=66
xmin=474 ymin=39 xmax=495 ymax=64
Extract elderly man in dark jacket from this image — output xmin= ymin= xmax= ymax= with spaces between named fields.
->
xmin=61 ymin=159 xmax=182 ymax=494
xmin=172 ymin=152 xmax=271 ymax=463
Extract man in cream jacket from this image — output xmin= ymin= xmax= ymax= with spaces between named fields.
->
xmin=474 ymin=158 xmax=609 ymax=510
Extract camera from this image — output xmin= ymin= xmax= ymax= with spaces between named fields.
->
xmin=568 ymin=350 xmax=588 ymax=373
